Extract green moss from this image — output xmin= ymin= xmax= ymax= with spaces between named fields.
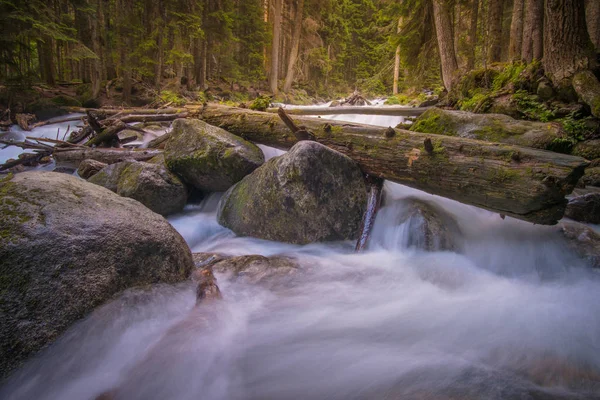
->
xmin=513 ymin=90 xmax=554 ymax=122
xmin=250 ymin=95 xmax=271 ymax=111
xmin=489 ymin=168 xmax=519 ymax=183
xmin=385 ymin=94 xmax=411 ymax=105
xmin=458 ymin=90 xmax=493 ymax=112
xmin=492 ymin=62 xmax=526 ymax=91
xmin=410 ymin=109 xmax=457 ymax=136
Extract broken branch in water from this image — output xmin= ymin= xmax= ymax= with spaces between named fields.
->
xmin=355 ymin=175 xmax=385 ymax=252
xmin=277 ymin=107 xmax=315 ymax=141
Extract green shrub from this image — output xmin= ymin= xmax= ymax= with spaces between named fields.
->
xmin=250 ymin=95 xmax=271 ymax=111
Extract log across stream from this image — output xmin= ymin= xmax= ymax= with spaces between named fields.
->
xmin=201 ymin=105 xmax=588 ymax=225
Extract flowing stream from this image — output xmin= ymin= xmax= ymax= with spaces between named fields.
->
xmin=1 ymin=111 xmax=600 ymax=399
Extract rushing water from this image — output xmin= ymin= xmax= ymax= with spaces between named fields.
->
xmin=1 ymin=111 xmax=600 ymax=400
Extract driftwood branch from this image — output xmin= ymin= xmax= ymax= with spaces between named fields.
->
xmin=201 ymin=105 xmax=588 ymax=225
xmin=277 ymin=107 xmax=315 ymax=141
xmin=355 ymin=176 xmax=384 ymax=252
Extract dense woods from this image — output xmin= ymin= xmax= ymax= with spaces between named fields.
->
xmin=0 ymin=0 xmax=595 ymax=102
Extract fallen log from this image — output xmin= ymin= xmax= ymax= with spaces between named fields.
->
xmin=266 ymin=106 xmax=427 ymax=117
xmin=53 ymin=148 xmax=162 ymax=167
xmin=117 ymin=113 xmax=188 ymax=124
xmin=201 ymin=105 xmax=589 ymax=225
xmin=64 ymin=106 xmax=202 ymax=116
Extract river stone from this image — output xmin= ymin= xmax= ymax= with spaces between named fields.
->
xmin=164 ymin=119 xmax=264 ymax=192
xmin=564 ymin=193 xmax=600 ymax=224
xmin=89 ymin=159 xmax=187 ymax=216
xmin=0 ymin=171 xmax=193 ymax=378
xmin=410 ymin=108 xmax=565 ymax=150
xmin=77 ymin=159 xmax=108 ymax=179
xmin=373 ymin=197 xmax=462 ymax=252
xmin=582 ymin=165 xmax=600 ymax=187
xmin=572 ymin=70 xmax=600 ymax=118
xmin=572 ymin=139 xmax=600 ymax=160
xmin=558 ymin=221 xmax=600 ymax=268
xmin=217 ymin=141 xmax=367 ymax=244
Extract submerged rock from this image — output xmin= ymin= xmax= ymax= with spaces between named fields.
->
xmin=565 ymin=193 xmax=600 ymax=224
xmin=217 ymin=141 xmax=367 ymax=244
xmin=89 ymin=159 xmax=187 ymax=216
xmin=0 ymin=171 xmax=193 ymax=378
xmin=371 ymin=197 xmax=462 ymax=252
xmin=164 ymin=119 xmax=264 ymax=192
xmin=410 ymin=108 xmax=565 ymax=150
xmin=558 ymin=221 xmax=600 ymax=268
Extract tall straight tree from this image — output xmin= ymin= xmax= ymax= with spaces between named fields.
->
xmin=544 ymin=0 xmax=594 ymax=86
xmin=432 ymin=0 xmax=458 ymax=90
xmin=283 ymin=0 xmax=305 ymax=93
xmin=270 ymin=0 xmax=283 ymax=94
xmin=487 ymin=0 xmax=505 ymax=63
xmin=508 ymin=0 xmax=524 ymax=60
xmin=521 ymin=0 xmax=543 ymax=62
xmin=393 ymin=16 xmax=403 ymax=95
xmin=466 ymin=0 xmax=479 ymax=70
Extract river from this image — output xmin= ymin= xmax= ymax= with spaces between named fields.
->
xmin=1 ymin=110 xmax=599 ymax=400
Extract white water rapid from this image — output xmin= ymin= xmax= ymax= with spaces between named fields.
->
xmin=1 ymin=109 xmax=599 ymax=400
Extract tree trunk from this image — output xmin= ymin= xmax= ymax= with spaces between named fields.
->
xmin=270 ymin=0 xmax=283 ymax=94
xmin=487 ymin=0 xmax=505 ymax=63
xmin=521 ymin=0 xmax=544 ymax=62
xmin=200 ymin=105 xmax=587 ymax=225
xmin=543 ymin=0 xmax=593 ymax=86
xmin=393 ymin=17 xmax=403 ymax=95
xmin=283 ymin=0 xmax=305 ymax=93
xmin=585 ymin=0 xmax=600 ymax=49
xmin=466 ymin=0 xmax=480 ymax=70
xmin=509 ymin=0 xmax=524 ymax=60
xmin=432 ymin=0 xmax=459 ymax=91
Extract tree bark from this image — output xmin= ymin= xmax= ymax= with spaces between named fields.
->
xmin=585 ymin=0 xmax=600 ymax=49
xmin=521 ymin=0 xmax=544 ymax=62
xmin=53 ymin=148 xmax=161 ymax=167
xmin=283 ymin=0 xmax=304 ymax=93
xmin=270 ymin=0 xmax=283 ymax=94
xmin=543 ymin=0 xmax=593 ymax=86
xmin=509 ymin=0 xmax=524 ymax=60
xmin=487 ymin=0 xmax=505 ymax=63
xmin=432 ymin=0 xmax=459 ymax=91
xmin=393 ymin=17 xmax=403 ymax=95
xmin=200 ymin=105 xmax=588 ymax=225
xmin=466 ymin=0 xmax=480 ymax=70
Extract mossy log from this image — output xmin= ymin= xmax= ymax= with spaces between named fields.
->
xmin=266 ymin=106 xmax=428 ymax=117
xmin=201 ymin=105 xmax=589 ymax=225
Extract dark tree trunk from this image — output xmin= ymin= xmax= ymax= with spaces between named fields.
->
xmin=466 ymin=0 xmax=480 ymax=70
xmin=521 ymin=0 xmax=544 ymax=62
xmin=543 ymin=0 xmax=594 ymax=86
xmin=487 ymin=0 xmax=505 ymax=63
xmin=432 ymin=0 xmax=459 ymax=90
xmin=509 ymin=0 xmax=524 ymax=60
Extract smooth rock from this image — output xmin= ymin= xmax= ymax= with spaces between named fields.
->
xmin=572 ymin=70 xmax=600 ymax=118
xmin=558 ymin=221 xmax=600 ymax=268
xmin=217 ymin=141 xmax=367 ymax=244
xmin=89 ymin=159 xmax=187 ymax=216
xmin=164 ymin=119 xmax=264 ymax=192
xmin=0 ymin=172 xmax=193 ymax=377
xmin=565 ymin=193 xmax=600 ymax=224
xmin=77 ymin=159 xmax=108 ymax=179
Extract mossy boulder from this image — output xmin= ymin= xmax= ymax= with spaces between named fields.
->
xmin=164 ymin=119 xmax=264 ymax=192
xmin=410 ymin=108 xmax=564 ymax=150
xmin=565 ymin=193 xmax=600 ymax=224
xmin=582 ymin=165 xmax=600 ymax=187
xmin=89 ymin=159 xmax=188 ymax=216
xmin=217 ymin=141 xmax=367 ymax=244
xmin=0 ymin=172 xmax=193 ymax=378
xmin=572 ymin=70 xmax=600 ymax=118
xmin=370 ymin=197 xmax=462 ymax=252
xmin=572 ymin=139 xmax=600 ymax=160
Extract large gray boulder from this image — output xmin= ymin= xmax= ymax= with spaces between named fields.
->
xmin=217 ymin=141 xmax=367 ymax=244
xmin=572 ymin=70 xmax=600 ymax=118
xmin=0 ymin=172 xmax=194 ymax=378
xmin=164 ymin=119 xmax=264 ymax=192
xmin=410 ymin=108 xmax=565 ymax=150
xmin=88 ymin=159 xmax=187 ymax=216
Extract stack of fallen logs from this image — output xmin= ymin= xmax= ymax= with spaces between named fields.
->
xmin=0 ymin=107 xmax=199 ymax=172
